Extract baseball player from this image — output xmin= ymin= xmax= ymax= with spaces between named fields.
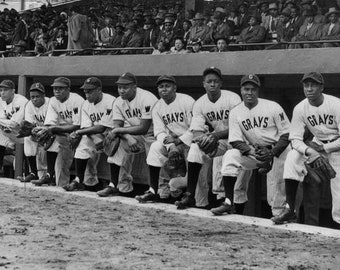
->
xmin=31 ymin=77 xmax=84 ymax=187
xmin=174 ymin=67 xmax=252 ymax=210
xmin=0 ymin=79 xmax=28 ymax=172
xmin=20 ymin=82 xmax=49 ymax=182
xmin=217 ymin=74 xmax=290 ymax=217
xmin=97 ymin=72 xmax=158 ymax=197
xmin=135 ymin=75 xmax=194 ymax=202
xmin=273 ymin=72 xmax=340 ymax=227
xmin=63 ymin=77 xmax=116 ymax=191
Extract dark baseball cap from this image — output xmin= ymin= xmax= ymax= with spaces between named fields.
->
xmin=240 ymin=74 xmax=261 ymax=87
xmin=156 ymin=75 xmax=176 ymax=85
xmin=301 ymin=72 xmax=324 ymax=84
xmin=116 ymin=72 xmax=137 ymax=85
xmin=51 ymin=77 xmax=71 ymax=88
xmin=29 ymin=82 xmax=45 ymax=93
xmin=0 ymin=80 xmax=15 ymax=89
xmin=80 ymin=77 xmax=102 ymax=90
xmin=203 ymin=67 xmax=222 ymax=79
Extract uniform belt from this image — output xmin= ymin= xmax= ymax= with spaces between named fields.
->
xmin=320 ymin=138 xmax=338 ymax=144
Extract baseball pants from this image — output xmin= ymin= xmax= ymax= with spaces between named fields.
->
xmin=221 ymin=147 xmax=289 ymax=217
xmin=283 ymin=148 xmax=340 ymax=224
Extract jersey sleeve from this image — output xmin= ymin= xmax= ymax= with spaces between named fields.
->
xmin=228 ymin=107 xmax=245 ymax=143
xmin=112 ymin=99 xmax=125 ymax=122
xmin=289 ymin=104 xmax=308 ymax=154
xmin=141 ymin=94 xmax=158 ymax=120
xmin=9 ymin=97 xmax=27 ymax=127
xmin=24 ymin=102 xmax=36 ymax=123
xmin=71 ymin=96 xmax=84 ymax=126
xmin=100 ymin=99 xmax=115 ymax=128
xmin=272 ymin=103 xmax=290 ymax=136
xmin=44 ymin=99 xmax=59 ymax=125
xmin=189 ymin=100 xmax=206 ymax=132
xmin=80 ymin=103 xmax=92 ymax=128
xmin=323 ymin=101 xmax=340 ymax=153
xmin=152 ymin=102 xmax=167 ymax=144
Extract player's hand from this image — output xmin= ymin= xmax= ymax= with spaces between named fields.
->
xmin=305 ymin=141 xmax=325 ymax=153
xmin=246 ymin=146 xmax=256 ymax=157
xmin=126 ymin=136 xmax=140 ymax=153
xmin=105 ymin=130 xmax=117 ymax=142
xmin=254 ymin=144 xmax=274 ymax=162
xmin=168 ymin=145 xmax=181 ymax=163
xmin=163 ymin=135 xmax=181 ymax=145
xmin=305 ymin=147 xmax=320 ymax=161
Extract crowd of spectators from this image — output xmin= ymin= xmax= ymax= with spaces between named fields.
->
xmin=1 ymin=0 xmax=340 ymax=56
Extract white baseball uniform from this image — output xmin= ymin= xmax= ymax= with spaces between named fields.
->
xmin=75 ymin=93 xmax=116 ymax=159
xmin=24 ymin=97 xmax=50 ymax=177
xmin=0 ymin=94 xmax=28 ymax=148
xmin=44 ymin=92 xmax=84 ymax=186
xmin=221 ymin=98 xmax=290 ymax=216
xmin=283 ymin=94 xmax=340 ymax=223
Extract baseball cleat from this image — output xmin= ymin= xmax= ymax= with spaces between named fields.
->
xmin=135 ymin=191 xmax=159 ymax=203
xmin=174 ymin=192 xmax=195 ymax=209
xmin=271 ymin=208 xmax=297 ymax=225
xmin=210 ymin=203 xmax=235 ymax=216
xmin=63 ymin=180 xmax=85 ymax=192
xmin=19 ymin=173 xmax=38 ymax=183
xmin=97 ymin=186 xmax=119 ymax=197
xmin=31 ymin=175 xmax=52 ymax=186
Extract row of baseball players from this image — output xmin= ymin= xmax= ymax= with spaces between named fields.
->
xmin=0 ymin=67 xmax=339 ymax=227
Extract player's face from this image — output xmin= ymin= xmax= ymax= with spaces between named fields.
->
xmin=83 ymin=87 xmax=101 ymax=104
xmin=53 ymin=86 xmax=70 ymax=102
xmin=0 ymin=87 xmax=15 ymax=103
xmin=117 ymin=83 xmax=136 ymax=101
xmin=30 ymin=90 xmax=45 ymax=108
xmin=241 ymin=83 xmax=259 ymax=106
xmin=158 ymin=81 xmax=176 ymax=103
xmin=303 ymin=80 xmax=323 ymax=102
xmin=203 ymin=73 xmax=222 ymax=98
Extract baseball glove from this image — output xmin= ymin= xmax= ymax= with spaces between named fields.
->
xmin=103 ymin=134 xmax=120 ymax=157
xmin=194 ymin=133 xmax=219 ymax=156
xmin=16 ymin=120 xmax=36 ymax=138
xmin=305 ymin=156 xmax=336 ymax=184
xmin=68 ymin=131 xmax=82 ymax=151
xmin=31 ymin=126 xmax=55 ymax=150
xmin=164 ymin=149 xmax=187 ymax=179
xmin=254 ymin=144 xmax=274 ymax=162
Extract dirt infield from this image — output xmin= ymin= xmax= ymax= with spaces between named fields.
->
xmin=0 ymin=182 xmax=339 ymax=270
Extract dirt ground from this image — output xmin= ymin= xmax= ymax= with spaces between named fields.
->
xmin=0 ymin=184 xmax=339 ymax=270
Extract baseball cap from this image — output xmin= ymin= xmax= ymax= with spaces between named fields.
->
xmin=29 ymin=82 xmax=45 ymax=93
xmin=156 ymin=75 xmax=176 ymax=85
xmin=301 ymin=72 xmax=324 ymax=84
xmin=240 ymin=74 xmax=261 ymax=87
xmin=0 ymin=80 xmax=15 ymax=89
xmin=51 ymin=77 xmax=71 ymax=88
xmin=116 ymin=72 xmax=137 ymax=85
xmin=203 ymin=67 xmax=222 ymax=80
xmin=80 ymin=77 xmax=102 ymax=90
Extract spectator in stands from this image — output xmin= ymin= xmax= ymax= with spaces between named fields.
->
xmin=237 ymin=3 xmax=251 ymax=34
xmin=121 ymin=22 xmax=143 ymax=54
xmin=152 ymin=40 xmax=171 ymax=54
xmin=67 ymin=6 xmax=93 ymax=50
xmin=34 ymin=33 xmax=53 ymax=56
xmin=290 ymin=9 xmax=321 ymax=48
xmin=290 ymin=5 xmax=305 ymax=37
xmin=211 ymin=37 xmax=229 ymax=52
xmin=188 ymin=13 xmax=211 ymax=45
xmin=182 ymin=19 xmax=192 ymax=43
xmin=300 ymin=0 xmax=313 ymax=14
xmin=154 ymin=13 xmax=165 ymax=30
xmin=143 ymin=17 xmax=160 ymax=50
xmin=320 ymin=7 xmax=340 ymax=47
xmin=208 ymin=13 xmax=233 ymax=44
xmin=262 ymin=3 xmax=280 ymax=42
xmin=50 ymin=28 xmax=68 ymax=53
xmin=91 ymin=18 xmax=101 ymax=47
xmin=100 ymin=16 xmax=115 ymax=46
xmin=258 ymin=0 xmax=269 ymax=23
xmin=157 ymin=17 xmax=176 ymax=47
xmin=276 ymin=9 xmax=295 ymax=43
xmin=226 ymin=8 xmax=239 ymax=31
xmin=11 ymin=12 xmax=31 ymax=49
xmin=110 ymin=23 xmax=124 ymax=48
xmin=312 ymin=5 xmax=326 ymax=24
xmin=170 ymin=37 xmax=188 ymax=54
xmin=188 ymin=38 xmax=206 ymax=53
xmin=236 ymin=13 xmax=266 ymax=48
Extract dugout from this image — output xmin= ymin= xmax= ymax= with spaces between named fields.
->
xmin=1 ymin=47 xmax=339 ymax=220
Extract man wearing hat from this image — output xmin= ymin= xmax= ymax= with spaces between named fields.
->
xmin=188 ymin=13 xmax=210 ymax=45
xmin=135 ymin=75 xmax=195 ymax=202
xmin=157 ymin=17 xmax=176 ymax=47
xmin=0 ymin=80 xmax=28 ymax=173
xmin=110 ymin=23 xmax=125 ymax=49
xmin=290 ymin=8 xmax=321 ymax=48
xmin=236 ymin=13 xmax=266 ymax=46
xmin=261 ymin=2 xmax=280 ymax=42
xmin=101 ymin=72 xmax=158 ymax=197
xmin=237 ymin=3 xmax=251 ymax=33
xmin=275 ymin=8 xmax=295 ymax=44
xmin=273 ymin=72 xmax=340 ymax=229
xmin=20 ymin=82 xmax=49 ymax=183
xmin=62 ymin=77 xmax=116 ymax=192
xmin=143 ymin=17 xmax=160 ymax=51
xmin=216 ymin=74 xmax=290 ymax=217
xmin=31 ymin=77 xmax=84 ymax=187
xmin=11 ymin=12 xmax=31 ymax=47
xmin=320 ymin=7 xmax=340 ymax=47
xmin=208 ymin=13 xmax=233 ymax=44
xmin=121 ymin=22 xmax=143 ymax=54
xmin=174 ymin=67 xmax=252 ymax=210
xmin=100 ymin=16 xmax=116 ymax=46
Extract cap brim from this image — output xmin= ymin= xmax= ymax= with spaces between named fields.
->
xmin=0 ymin=84 xmax=13 ymax=88
xmin=51 ymin=82 xmax=69 ymax=87
xmin=80 ymin=84 xmax=98 ymax=90
xmin=301 ymin=77 xmax=323 ymax=84
xmin=241 ymin=79 xmax=260 ymax=86
xmin=203 ymin=69 xmax=222 ymax=79
xmin=115 ymin=79 xmax=135 ymax=85
xmin=157 ymin=79 xmax=176 ymax=85
xmin=30 ymin=88 xmax=45 ymax=93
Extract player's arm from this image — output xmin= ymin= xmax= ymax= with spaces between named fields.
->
xmin=111 ymin=119 xmax=152 ymax=136
xmin=75 ymin=125 xmax=107 ymax=136
xmin=48 ymin=124 xmax=80 ymax=134
xmin=321 ymin=103 xmax=340 ymax=153
xmin=271 ymin=105 xmax=291 ymax=157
